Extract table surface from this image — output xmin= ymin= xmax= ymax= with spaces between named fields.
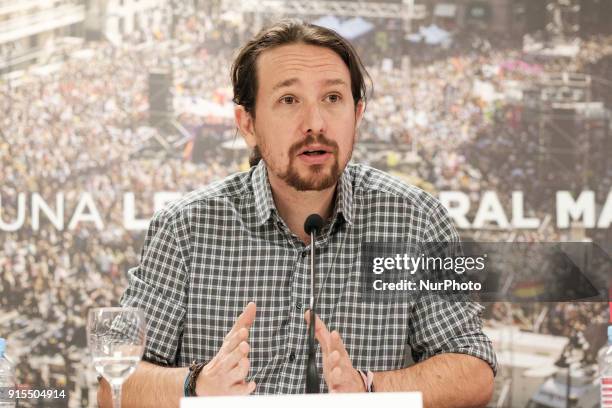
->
xmin=181 ymin=392 xmax=423 ymax=408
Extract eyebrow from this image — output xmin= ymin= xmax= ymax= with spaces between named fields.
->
xmin=271 ymin=78 xmax=348 ymax=92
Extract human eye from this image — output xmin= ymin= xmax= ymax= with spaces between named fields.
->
xmin=326 ymin=93 xmax=342 ymax=103
xmin=279 ymin=95 xmax=297 ymax=104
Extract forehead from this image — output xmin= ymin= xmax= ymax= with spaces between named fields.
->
xmin=256 ymin=43 xmax=351 ymax=91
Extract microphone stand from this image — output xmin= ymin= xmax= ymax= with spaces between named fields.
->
xmin=305 ymin=214 xmax=323 ymax=393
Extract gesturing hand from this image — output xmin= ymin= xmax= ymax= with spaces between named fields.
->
xmin=196 ymin=302 xmax=257 ymax=396
xmin=304 ymin=310 xmax=366 ymax=393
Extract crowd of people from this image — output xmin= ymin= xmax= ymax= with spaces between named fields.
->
xmin=1 ymin=5 xmax=611 ymax=407
xmin=0 ymin=16 xmax=238 ymax=406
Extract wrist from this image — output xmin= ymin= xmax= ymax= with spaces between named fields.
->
xmin=183 ymin=368 xmax=190 ymax=397
xmin=357 ymin=369 xmax=375 ymax=392
xmin=185 ymin=361 xmax=208 ymax=397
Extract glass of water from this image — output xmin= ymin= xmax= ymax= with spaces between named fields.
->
xmin=87 ymin=307 xmax=146 ymax=408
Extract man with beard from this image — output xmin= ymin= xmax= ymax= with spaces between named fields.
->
xmin=99 ymin=19 xmax=496 ymax=408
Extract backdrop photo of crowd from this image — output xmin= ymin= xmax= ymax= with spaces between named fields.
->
xmin=1 ymin=0 xmax=611 ymax=407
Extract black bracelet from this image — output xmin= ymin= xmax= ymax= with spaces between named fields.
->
xmin=184 ymin=361 xmax=208 ymax=397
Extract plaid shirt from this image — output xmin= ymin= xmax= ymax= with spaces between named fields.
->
xmin=120 ymin=161 xmax=497 ymax=394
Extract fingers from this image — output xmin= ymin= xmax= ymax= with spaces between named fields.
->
xmin=330 ymin=330 xmax=350 ymax=360
xmin=219 ymin=340 xmax=250 ymax=371
xmin=231 ymin=380 xmax=256 ymax=395
xmin=226 ymin=302 xmax=256 ymax=340
xmin=329 ymin=350 xmax=341 ymax=366
xmin=328 ymin=332 xmax=353 ymax=385
xmin=219 ymin=302 xmax=256 ymax=357
xmin=301 ymin=316 xmax=362 ymax=393
xmin=303 ymin=311 xmax=350 ymax=358
xmin=329 ymin=366 xmax=344 ymax=389
xmin=197 ymin=303 xmax=258 ymax=397
xmin=228 ymin=355 xmax=250 ymax=383
xmin=326 ymin=348 xmax=361 ymax=393
xmin=236 ymin=302 xmax=257 ymax=330
xmin=326 ymin=348 xmax=343 ymax=384
xmin=219 ymin=327 xmax=248 ymax=358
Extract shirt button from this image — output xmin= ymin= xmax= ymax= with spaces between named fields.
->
xmin=282 ymin=318 xmax=289 ymax=327
xmin=288 ymin=352 xmax=296 ymax=362
xmin=295 ymin=301 xmax=302 ymax=311
xmin=301 ymin=251 xmax=307 ymax=258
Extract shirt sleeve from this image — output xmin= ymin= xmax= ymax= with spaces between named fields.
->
xmin=120 ymin=206 xmax=191 ymax=367
xmin=408 ymin=201 xmax=498 ymax=376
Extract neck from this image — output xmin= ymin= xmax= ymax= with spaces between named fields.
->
xmin=268 ymin=173 xmax=336 ymax=245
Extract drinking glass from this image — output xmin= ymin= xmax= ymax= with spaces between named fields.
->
xmin=87 ymin=307 xmax=146 ymax=408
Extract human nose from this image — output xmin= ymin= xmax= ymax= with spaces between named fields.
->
xmin=300 ymin=101 xmax=326 ymax=136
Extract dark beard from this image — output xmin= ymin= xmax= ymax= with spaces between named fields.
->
xmin=277 ymin=133 xmax=343 ymax=191
xmin=279 ymin=158 xmax=341 ymax=191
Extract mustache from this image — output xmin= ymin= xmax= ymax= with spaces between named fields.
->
xmin=289 ymin=134 xmax=338 ymax=156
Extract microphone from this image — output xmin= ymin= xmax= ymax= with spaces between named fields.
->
xmin=304 ymin=214 xmax=324 ymax=393
xmin=304 ymin=214 xmax=324 ymax=235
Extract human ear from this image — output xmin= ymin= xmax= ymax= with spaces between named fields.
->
xmin=234 ymin=105 xmax=256 ymax=147
xmin=354 ymin=100 xmax=365 ymax=130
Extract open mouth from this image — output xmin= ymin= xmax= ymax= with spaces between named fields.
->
xmin=298 ymin=144 xmax=333 ymax=156
xmin=301 ymin=150 xmax=328 ymax=156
